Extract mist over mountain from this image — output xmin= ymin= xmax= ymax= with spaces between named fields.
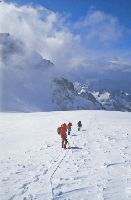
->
xmin=68 ymin=62 xmax=131 ymax=94
xmin=0 ymin=33 xmax=131 ymax=112
xmin=0 ymin=2 xmax=131 ymax=112
xmin=0 ymin=33 xmax=55 ymax=111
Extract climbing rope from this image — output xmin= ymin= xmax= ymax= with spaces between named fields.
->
xmin=50 ymin=149 xmax=69 ymax=200
xmin=49 ymin=114 xmax=86 ymax=199
xmin=49 ymin=113 xmax=96 ymax=199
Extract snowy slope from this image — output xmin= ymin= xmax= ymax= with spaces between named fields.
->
xmin=0 ymin=110 xmax=131 ymax=200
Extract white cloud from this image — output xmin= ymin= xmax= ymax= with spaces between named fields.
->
xmin=0 ymin=1 xmax=81 ymax=69
xmin=108 ymin=60 xmax=131 ymax=72
xmin=75 ymin=10 xmax=123 ymax=44
xmin=0 ymin=1 xmax=130 ymax=75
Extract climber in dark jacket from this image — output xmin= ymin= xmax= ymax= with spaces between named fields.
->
xmin=77 ymin=121 xmax=82 ymax=131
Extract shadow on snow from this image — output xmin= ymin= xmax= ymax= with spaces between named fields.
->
xmin=68 ymin=146 xmax=82 ymax=150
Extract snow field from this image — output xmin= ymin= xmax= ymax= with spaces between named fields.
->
xmin=0 ymin=110 xmax=131 ymax=200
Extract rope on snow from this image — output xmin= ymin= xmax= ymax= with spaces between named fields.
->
xmin=49 ymin=115 xmax=73 ymax=199
xmin=50 ymin=149 xmax=69 ymax=200
xmin=49 ymin=114 xmax=96 ymax=199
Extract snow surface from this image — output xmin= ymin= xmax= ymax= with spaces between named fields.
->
xmin=0 ymin=110 xmax=131 ymax=200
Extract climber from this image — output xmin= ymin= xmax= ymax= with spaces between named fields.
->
xmin=60 ymin=123 xmax=68 ymax=149
xmin=77 ymin=121 xmax=82 ymax=131
xmin=67 ymin=122 xmax=72 ymax=135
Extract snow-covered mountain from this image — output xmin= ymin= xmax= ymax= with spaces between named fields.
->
xmin=51 ymin=78 xmax=103 ymax=111
xmin=93 ymin=90 xmax=131 ymax=112
xmin=0 ymin=33 xmax=131 ymax=112
xmin=66 ymin=81 xmax=131 ymax=112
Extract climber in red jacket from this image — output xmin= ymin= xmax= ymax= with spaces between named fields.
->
xmin=60 ymin=123 xmax=68 ymax=149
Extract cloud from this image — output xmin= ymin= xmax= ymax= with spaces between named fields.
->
xmin=0 ymin=1 xmax=81 ymax=70
xmin=0 ymin=0 xmax=131 ymax=112
xmin=108 ymin=60 xmax=131 ymax=72
xmin=75 ymin=10 xmax=123 ymax=45
xmin=0 ymin=1 xmax=131 ymax=77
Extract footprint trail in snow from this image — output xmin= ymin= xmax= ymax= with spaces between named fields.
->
xmin=0 ymin=111 xmax=131 ymax=200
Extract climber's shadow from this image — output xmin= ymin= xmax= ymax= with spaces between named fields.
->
xmin=71 ymin=134 xmax=77 ymax=136
xmin=68 ymin=146 xmax=82 ymax=150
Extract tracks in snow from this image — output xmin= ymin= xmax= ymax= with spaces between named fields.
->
xmin=0 ymin=113 xmax=131 ymax=200
xmin=50 ymin=115 xmax=131 ymax=200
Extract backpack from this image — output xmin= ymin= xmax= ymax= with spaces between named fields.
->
xmin=57 ymin=127 xmax=61 ymax=134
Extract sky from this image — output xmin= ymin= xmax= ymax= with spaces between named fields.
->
xmin=5 ymin=0 xmax=131 ymax=27
xmin=2 ymin=0 xmax=131 ymax=56
xmin=1 ymin=0 xmax=131 ymax=90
